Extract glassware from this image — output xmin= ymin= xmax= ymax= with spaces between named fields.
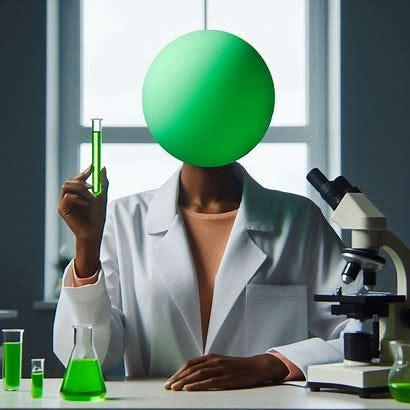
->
xmin=91 ymin=118 xmax=103 ymax=196
xmin=388 ymin=341 xmax=410 ymax=403
xmin=60 ymin=324 xmax=106 ymax=401
xmin=31 ymin=358 xmax=44 ymax=398
xmin=2 ymin=329 xmax=24 ymax=391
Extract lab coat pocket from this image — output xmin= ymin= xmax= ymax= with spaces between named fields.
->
xmin=244 ymin=284 xmax=308 ymax=355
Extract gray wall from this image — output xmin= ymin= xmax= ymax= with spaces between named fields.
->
xmin=0 ymin=0 xmax=408 ymax=376
xmin=0 ymin=0 xmax=64 ymax=377
xmin=341 ymin=0 xmax=410 ymax=290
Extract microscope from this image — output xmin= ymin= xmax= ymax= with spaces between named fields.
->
xmin=306 ymin=168 xmax=410 ymax=398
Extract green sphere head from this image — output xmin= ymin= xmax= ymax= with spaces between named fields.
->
xmin=142 ymin=30 xmax=275 ymax=167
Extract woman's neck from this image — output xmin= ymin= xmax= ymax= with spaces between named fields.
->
xmin=178 ymin=163 xmax=243 ymax=213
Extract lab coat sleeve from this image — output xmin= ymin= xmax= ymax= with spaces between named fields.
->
xmin=53 ymin=201 xmax=125 ymax=373
xmin=266 ymin=203 xmax=361 ymax=382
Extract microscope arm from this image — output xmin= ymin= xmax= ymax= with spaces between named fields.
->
xmin=382 ymin=230 xmax=410 ymax=297
xmin=332 ymin=192 xmax=409 ymax=295
xmin=378 ymin=230 xmax=410 ymax=364
xmin=348 ymin=228 xmax=410 ymax=295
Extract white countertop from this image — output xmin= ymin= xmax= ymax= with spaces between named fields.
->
xmin=0 ymin=378 xmax=408 ymax=409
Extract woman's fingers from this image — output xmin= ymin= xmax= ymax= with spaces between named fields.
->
xmin=62 ymin=166 xmax=107 ymax=199
xmin=169 ymin=367 xmax=224 ymax=391
xmin=101 ymin=166 xmax=109 ymax=194
xmin=101 ymin=166 xmax=108 ymax=184
xmin=59 ymin=193 xmax=89 ymax=216
xmin=58 ymin=166 xmax=108 ymax=240
xmin=73 ymin=164 xmax=92 ymax=181
xmin=164 ymin=355 xmax=212 ymax=388
xmin=183 ymin=375 xmax=231 ymax=391
xmin=60 ymin=180 xmax=94 ymax=201
xmin=64 ymin=193 xmax=88 ymax=206
xmin=165 ymin=360 xmax=222 ymax=389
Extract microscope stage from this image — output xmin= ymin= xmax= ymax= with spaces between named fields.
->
xmin=314 ymin=294 xmax=405 ymax=303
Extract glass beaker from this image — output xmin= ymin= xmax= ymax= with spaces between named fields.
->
xmin=60 ymin=324 xmax=106 ymax=401
xmin=2 ymin=329 xmax=24 ymax=391
xmin=31 ymin=358 xmax=44 ymax=398
xmin=388 ymin=341 xmax=410 ymax=403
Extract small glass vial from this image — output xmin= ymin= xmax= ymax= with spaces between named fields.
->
xmin=60 ymin=324 xmax=106 ymax=401
xmin=31 ymin=358 xmax=44 ymax=398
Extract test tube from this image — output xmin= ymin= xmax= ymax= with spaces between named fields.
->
xmin=31 ymin=358 xmax=45 ymax=398
xmin=2 ymin=329 xmax=24 ymax=391
xmin=91 ymin=118 xmax=103 ymax=196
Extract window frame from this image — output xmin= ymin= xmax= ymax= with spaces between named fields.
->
xmin=44 ymin=0 xmax=334 ymax=301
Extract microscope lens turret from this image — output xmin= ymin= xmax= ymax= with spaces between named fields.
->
xmin=363 ymin=269 xmax=377 ymax=291
xmin=341 ymin=261 xmax=361 ymax=284
xmin=340 ymin=248 xmax=385 ymax=286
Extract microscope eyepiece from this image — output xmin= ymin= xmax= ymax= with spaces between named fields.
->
xmin=306 ymin=168 xmax=360 ymax=210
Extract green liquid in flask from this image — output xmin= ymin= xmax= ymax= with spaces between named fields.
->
xmin=60 ymin=358 xmax=106 ymax=401
xmin=31 ymin=371 xmax=43 ymax=398
xmin=92 ymin=130 xmax=102 ymax=196
xmin=2 ymin=342 xmax=22 ymax=391
xmin=389 ymin=382 xmax=410 ymax=403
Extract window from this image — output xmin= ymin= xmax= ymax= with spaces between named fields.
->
xmin=81 ymin=0 xmax=307 ymax=127
xmin=46 ymin=0 xmax=333 ymax=300
xmin=79 ymin=143 xmax=308 ymax=202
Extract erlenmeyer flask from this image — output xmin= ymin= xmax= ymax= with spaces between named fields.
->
xmin=388 ymin=341 xmax=410 ymax=403
xmin=60 ymin=324 xmax=106 ymax=401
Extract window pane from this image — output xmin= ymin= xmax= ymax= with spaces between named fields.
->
xmin=80 ymin=143 xmax=308 ymax=202
xmin=81 ymin=0 xmax=203 ymax=126
xmin=238 ymin=143 xmax=307 ymax=196
xmin=208 ymin=0 xmax=307 ymax=126
xmin=81 ymin=0 xmax=306 ymax=127
xmin=80 ymin=143 xmax=182 ymax=201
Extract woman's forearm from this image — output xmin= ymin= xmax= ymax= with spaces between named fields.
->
xmin=75 ymin=236 xmax=102 ymax=278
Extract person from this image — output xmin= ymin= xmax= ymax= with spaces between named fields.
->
xmin=54 ymin=161 xmax=358 ymax=391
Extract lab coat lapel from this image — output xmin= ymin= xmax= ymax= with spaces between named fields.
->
xmin=147 ymin=167 xmax=203 ymax=354
xmin=150 ymin=214 xmax=203 ymax=354
xmin=205 ymin=164 xmax=274 ymax=353
xmin=146 ymin=163 xmax=275 ymax=356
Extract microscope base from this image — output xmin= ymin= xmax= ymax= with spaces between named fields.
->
xmin=307 ymin=362 xmax=391 ymax=398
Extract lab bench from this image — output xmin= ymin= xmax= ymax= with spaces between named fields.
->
xmin=0 ymin=378 xmax=407 ymax=409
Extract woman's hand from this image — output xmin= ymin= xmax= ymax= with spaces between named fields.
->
xmin=58 ymin=165 xmax=108 ymax=239
xmin=58 ymin=165 xmax=109 ymax=277
xmin=163 ymin=353 xmax=289 ymax=391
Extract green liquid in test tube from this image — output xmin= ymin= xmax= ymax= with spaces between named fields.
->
xmin=2 ymin=329 xmax=24 ymax=391
xmin=31 ymin=372 xmax=43 ymax=398
xmin=2 ymin=342 xmax=22 ymax=390
xmin=31 ymin=358 xmax=45 ymax=398
xmin=91 ymin=118 xmax=102 ymax=196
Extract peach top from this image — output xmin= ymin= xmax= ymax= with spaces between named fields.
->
xmin=179 ymin=206 xmax=238 ymax=347
xmin=65 ymin=206 xmax=303 ymax=381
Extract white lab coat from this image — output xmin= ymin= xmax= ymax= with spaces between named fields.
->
xmin=54 ymin=163 xmax=358 ymax=380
